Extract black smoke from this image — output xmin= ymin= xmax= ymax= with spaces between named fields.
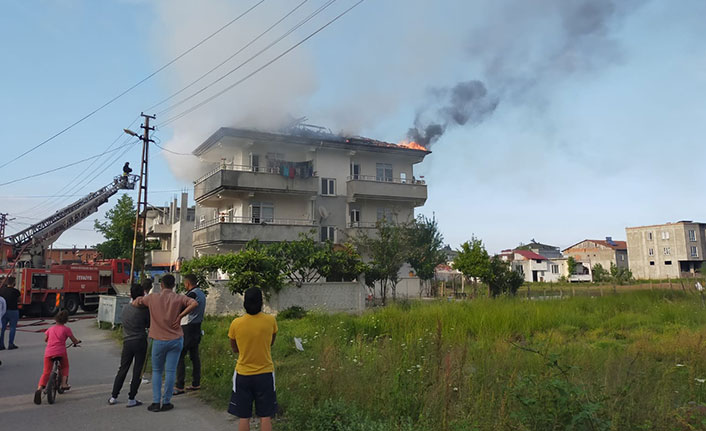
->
xmin=408 ymin=80 xmax=499 ymax=148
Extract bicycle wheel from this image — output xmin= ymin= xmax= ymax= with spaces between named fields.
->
xmin=46 ymin=371 xmax=57 ymax=404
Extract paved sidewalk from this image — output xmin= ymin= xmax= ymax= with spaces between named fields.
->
xmin=0 ymin=315 xmax=236 ymax=430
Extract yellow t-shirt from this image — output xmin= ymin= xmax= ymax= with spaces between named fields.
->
xmin=228 ymin=312 xmax=278 ymax=375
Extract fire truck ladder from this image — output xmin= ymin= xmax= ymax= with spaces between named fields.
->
xmin=6 ymin=175 xmax=139 ymax=266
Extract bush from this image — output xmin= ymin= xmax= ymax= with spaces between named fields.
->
xmin=278 ymin=306 xmax=308 ymax=320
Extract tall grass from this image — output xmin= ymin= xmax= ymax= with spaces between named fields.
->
xmin=199 ymin=290 xmax=706 ymax=430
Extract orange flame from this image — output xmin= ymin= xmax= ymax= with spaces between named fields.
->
xmin=397 ymin=140 xmax=427 ymax=151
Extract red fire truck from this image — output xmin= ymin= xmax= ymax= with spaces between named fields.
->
xmin=1 ymin=175 xmax=138 ymax=315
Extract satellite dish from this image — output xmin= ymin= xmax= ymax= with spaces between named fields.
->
xmin=318 ymin=206 xmax=330 ymax=219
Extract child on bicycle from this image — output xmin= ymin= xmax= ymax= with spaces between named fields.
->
xmin=34 ymin=309 xmax=81 ymax=405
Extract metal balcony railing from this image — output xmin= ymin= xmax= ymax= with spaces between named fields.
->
xmin=347 ymin=221 xmax=378 ymax=228
xmin=194 ymin=216 xmax=316 ymax=231
xmin=195 ymin=162 xmax=315 ymax=185
xmin=346 ymin=175 xmax=426 ymax=185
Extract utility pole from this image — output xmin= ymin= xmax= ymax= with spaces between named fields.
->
xmin=128 ymin=113 xmax=156 ymax=286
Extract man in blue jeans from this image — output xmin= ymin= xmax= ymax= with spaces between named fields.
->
xmin=0 ymin=277 xmax=21 ymax=350
xmin=133 ymin=274 xmax=197 ymax=412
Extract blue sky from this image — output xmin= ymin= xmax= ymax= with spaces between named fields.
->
xmin=1 ymin=0 xmax=705 ymax=253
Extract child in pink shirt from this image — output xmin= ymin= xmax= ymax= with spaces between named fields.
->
xmin=34 ymin=309 xmax=81 ymax=404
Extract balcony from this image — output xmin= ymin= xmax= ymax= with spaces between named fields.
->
xmin=194 ymin=164 xmax=317 ymax=205
xmin=193 ymin=217 xmax=317 ymax=248
xmin=146 ymin=250 xmax=172 ymax=267
xmin=346 ymin=175 xmax=427 ymax=205
xmin=147 ymin=222 xmax=171 ymax=236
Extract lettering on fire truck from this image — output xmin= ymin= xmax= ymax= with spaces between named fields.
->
xmin=76 ymin=275 xmax=92 ymax=281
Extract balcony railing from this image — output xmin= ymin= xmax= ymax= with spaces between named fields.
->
xmin=196 ymin=162 xmax=314 ymax=185
xmin=347 ymin=221 xmax=378 ymax=228
xmin=194 ymin=216 xmax=316 ymax=231
xmin=347 ymin=175 xmax=426 ymax=185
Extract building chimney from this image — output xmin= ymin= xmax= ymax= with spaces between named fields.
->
xmin=180 ymin=192 xmax=188 ymax=223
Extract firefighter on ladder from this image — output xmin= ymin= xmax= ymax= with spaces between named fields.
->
xmin=121 ymin=162 xmax=132 ymax=186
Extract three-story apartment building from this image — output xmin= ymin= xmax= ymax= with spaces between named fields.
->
xmin=626 ymin=221 xmax=706 ymax=279
xmin=191 ymin=127 xmax=429 ymax=256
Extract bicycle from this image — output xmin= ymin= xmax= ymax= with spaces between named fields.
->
xmin=45 ymin=341 xmax=81 ymax=404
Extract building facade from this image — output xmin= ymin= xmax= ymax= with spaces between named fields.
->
xmin=144 ymin=192 xmax=195 ymax=271
xmin=45 ymin=247 xmax=100 ymax=265
xmin=626 ymin=221 xmax=706 ymax=279
xmin=191 ymin=128 xmax=428 ymax=255
xmin=562 ymin=237 xmax=628 ymax=279
xmin=502 ymin=249 xmax=565 ymax=283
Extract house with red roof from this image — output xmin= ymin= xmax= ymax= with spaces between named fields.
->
xmin=562 ymin=237 xmax=628 ymax=280
xmin=505 ymin=248 xmax=566 ymax=283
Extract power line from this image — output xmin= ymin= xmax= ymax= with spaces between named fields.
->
xmin=156 ymin=0 xmax=338 ymax=119
xmin=145 ymin=0 xmax=309 ymax=112
xmin=158 ymin=0 xmax=364 ymax=128
xmin=0 ymin=0 xmax=265 ymax=169
xmin=0 ymin=189 xmax=184 ymax=199
xmin=0 ymin=141 xmax=137 ymax=187
xmin=153 ymin=142 xmax=193 ymax=156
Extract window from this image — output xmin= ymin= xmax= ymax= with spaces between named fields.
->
xmin=664 ymin=247 xmax=671 ymax=255
xmin=691 ymin=246 xmax=699 ymax=257
xmin=551 ymin=264 xmax=559 ymax=274
xmin=250 ymin=202 xmax=274 ymax=223
xmin=649 ymin=261 xmax=655 ymax=266
xmin=648 ymin=248 xmax=654 ymax=256
xmin=689 ymin=229 xmax=697 ymax=242
xmin=320 ymin=226 xmax=335 ymax=242
xmin=173 ymin=230 xmax=178 ymax=248
xmin=321 ymin=178 xmax=336 ymax=196
xmin=349 ymin=209 xmax=360 ymax=226
xmin=647 ymin=231 xmax=653 ymax=241
xmin=249 ymin=153 xmax=260 ymax=171
xmin=400 ymin=172 xmax=407 ymax=183
xmin=350 ymin=163 xmax=360 ymax=180
xmin=620 ymin=254 xmax=625 ymax=261
xmin=665 ymin=261 xmax=672 ymax=265
xmin=376 ymin=163 xmax=393 ymax=182
xmin=515 ymin=265 xmax=524 ymax=274
xmin=376 ymin=207 xmax=393 ymax=221
xmin=661 ymin=231 xmax=670 ymax=240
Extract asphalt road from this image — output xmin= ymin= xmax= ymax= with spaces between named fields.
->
xmin=0 ymin=314 xmax=237 ymax=430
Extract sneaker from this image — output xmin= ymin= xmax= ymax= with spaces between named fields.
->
xmin=147 ymin=403 xmax=161 ymax=412
xmin=173 ymin=388 xmax=185 ymax=396
xmin=126 ymin=399 xmax=143 ymax=408
xmin=8 ymin=344 xmax=18 ymax=350
xmin=109 ymin=397 xmax=118 ymax=405
xmin=34 ymin=390 xmax=42 ymax=405
xmin=160 ymin=403 xmax=174 ymax=412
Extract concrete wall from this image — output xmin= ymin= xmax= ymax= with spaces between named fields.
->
xmin=204 ymin=281 xmax=366 ymax=316
xmin=564 ymin=241 xmax=625 ymax=274
xmin=627 ymin=222 xmax=706 ymax=279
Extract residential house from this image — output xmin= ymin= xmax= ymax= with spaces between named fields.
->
xmin=144 ymin=192 xmax=195 ymax=272
xmin=190 ymin=127 xmax=429 ymax=255
xmin=507 ymin=249 xmax=564 ymax=283
xmin=515 ymin=240 xmax=563 ymax=259
xmin=562 ymin=237 xmax=628 ymax=280
xmin=626 ymin=221 xmax=706 ymax=279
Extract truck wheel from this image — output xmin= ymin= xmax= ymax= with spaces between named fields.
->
xmin=64 ymin=294 xmax=80 ymax=315
xmin=41 ymin=294 xmax=60 ymax=317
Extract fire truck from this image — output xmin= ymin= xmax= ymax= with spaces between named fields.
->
xmin=1 ymin=175 xmax=138 ymax=315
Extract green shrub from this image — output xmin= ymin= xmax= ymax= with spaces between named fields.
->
xmin=278 ymin=306 xmax=308 ymax=320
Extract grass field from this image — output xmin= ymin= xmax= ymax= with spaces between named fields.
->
xmin=196 ymin=290 xmax=706 ymax=430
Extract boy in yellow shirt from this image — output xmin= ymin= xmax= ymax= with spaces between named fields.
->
xmin=227 ymin=287 xmax=278 ymax=431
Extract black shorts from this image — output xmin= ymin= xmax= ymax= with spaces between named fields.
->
xmin=228 ymin=372 xmax=277 ymax=418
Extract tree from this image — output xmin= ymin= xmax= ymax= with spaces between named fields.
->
xmin=268 ymin=233 xmax=328 ymax=286
xmin=591 ymin=263 xmax=610 ymax=283
xmin=566 ymin=257 xmax=577 ymax=276
xmin=452 ymin=237 xmax=490 ymax=297
xmin=481 ymin=255 xmax=523 ymax=297
xmin=609 ymin=263 xmax=633 ymax=285
xmin=404 ymin=215 xmax=446 ymax=295
xmin=356 ymin=219 xmax=407 ymax=305
xmin=94 ymin=194 xmax=157 ymax=266
xmin=319 ymin=242 xmax=367 ymax=282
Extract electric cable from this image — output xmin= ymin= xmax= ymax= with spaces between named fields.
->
xmin=0 ymin=141 xmax=138 ymax=187
xmin=158 ymin=0 xmax=364 ymax=128
xmin=0 ymin=0 xmax=265 ymax=169
xmin=145 ymin=0 xmax=309 ymax=112
xmin=156 ymin=0 xmax=339 ymax=119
